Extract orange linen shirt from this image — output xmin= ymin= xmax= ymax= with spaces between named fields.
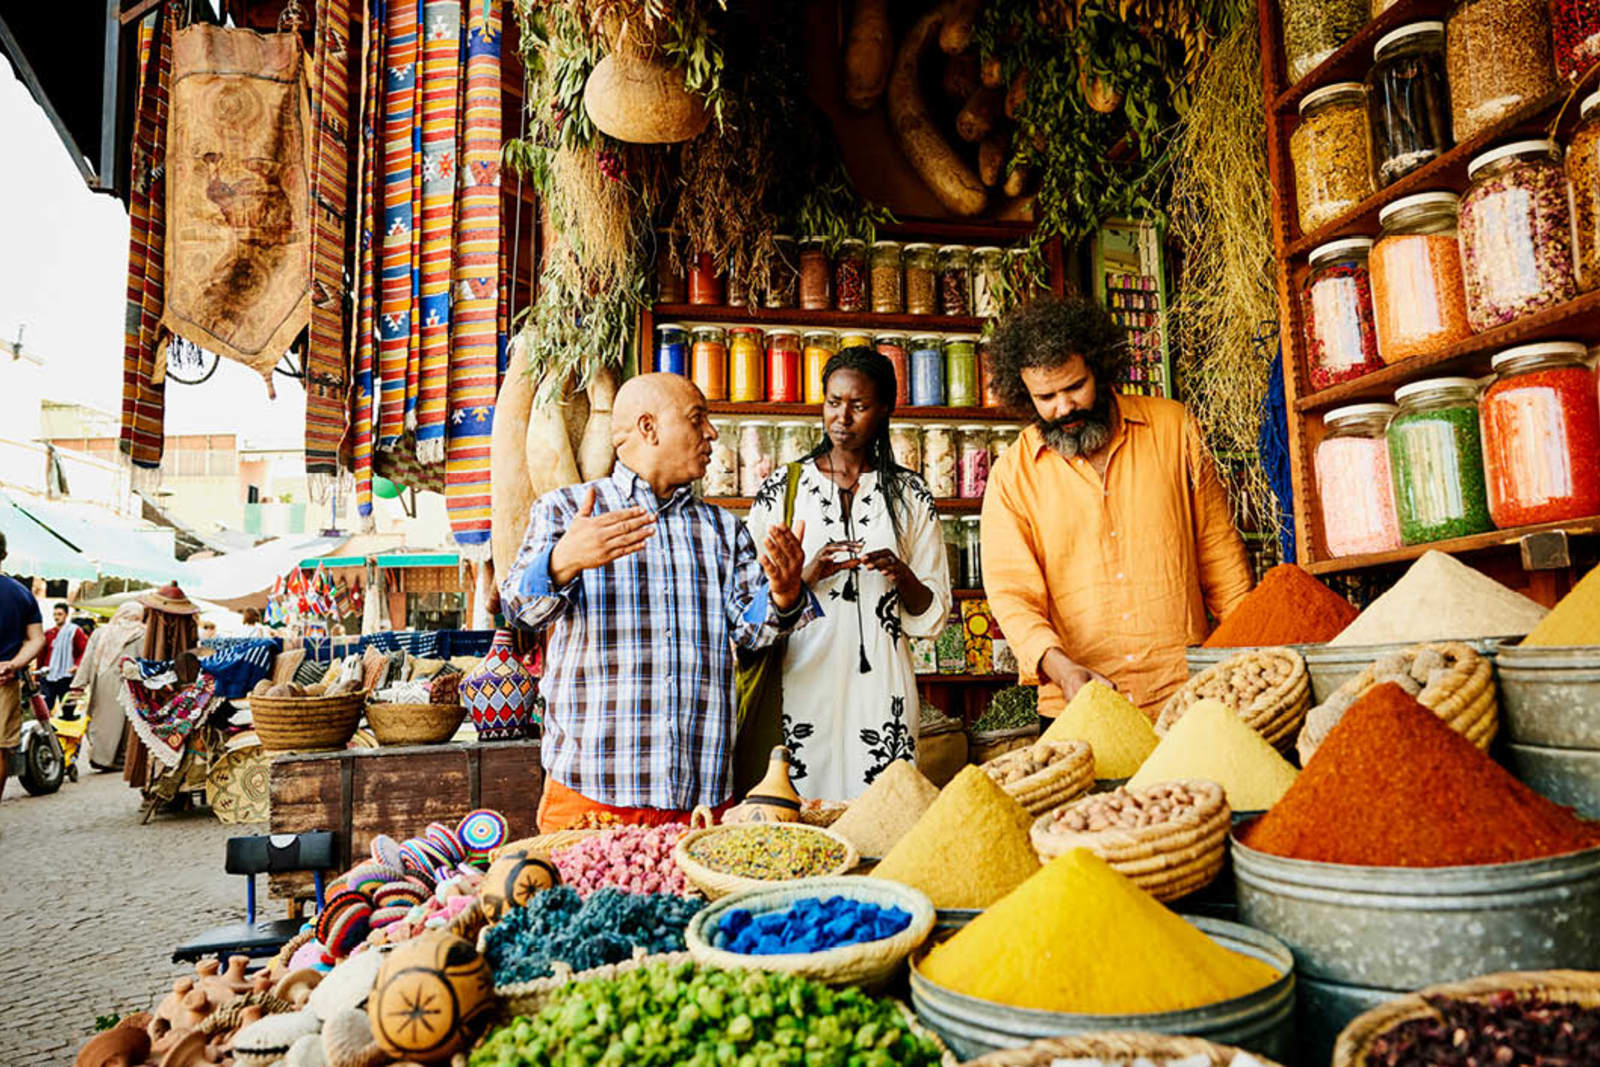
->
xmin=980 ymin=393 xmax=1253 ymax=719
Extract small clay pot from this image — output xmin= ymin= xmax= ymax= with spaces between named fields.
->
xmin=74 ymin=1021 xmax=151 ymax=1067
xmin=723 ymin=746 xmax=803 ymax=824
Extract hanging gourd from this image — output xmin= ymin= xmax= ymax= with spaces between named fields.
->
xmin=584 ymin=52 xmax=710 ymax=144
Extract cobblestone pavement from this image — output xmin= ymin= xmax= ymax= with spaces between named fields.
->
xmin=1 ymin=765 xmax=265 ymax=1066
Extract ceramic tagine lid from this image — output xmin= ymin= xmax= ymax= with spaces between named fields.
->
xmin=723 ymin=746 xmax=802 ymax=824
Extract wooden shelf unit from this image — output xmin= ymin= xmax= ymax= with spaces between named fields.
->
xmin=652 ymin=303 xmax=989 ymax=334
xmin=1256 ymin=0 xmax=1600 ymax=584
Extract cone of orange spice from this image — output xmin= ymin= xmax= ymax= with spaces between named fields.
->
xmin=1204 ymin=564 xmax=1358 ymax=648
xmin=1242 ymin=682 xmax=1600 ymax=867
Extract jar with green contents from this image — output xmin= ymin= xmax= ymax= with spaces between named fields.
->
xmin=944 ymin=335 xmax=979 ymax=407
xmin=1387 ymin=377 xmax=1493 ymax=544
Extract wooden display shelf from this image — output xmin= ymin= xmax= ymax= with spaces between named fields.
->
xmin=708 ymin=496 xmax=983 ymax=513
xmin=1304 ymin=516 xmax=1600 ymax=576
xmin=705 ymin=400 xmax=1020 ymax=421
xmin=1296 ymin=290 xmax=1600 ymax=412
xmin=653 ymin=303 xmax=988 ymax=333
xmin=1272 ymin=0 xmax=1449 ymax=117
xmin=916 ymin=673 xmax=1016 ymax=685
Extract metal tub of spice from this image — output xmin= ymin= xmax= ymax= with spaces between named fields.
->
xmin=1302 ymin=637 xmax=1512 ymax=703
xmin=908 ymin=917 xmax=1296 ymax=1061
xmin=1496 ymin=644 xmax=1600 ymax=748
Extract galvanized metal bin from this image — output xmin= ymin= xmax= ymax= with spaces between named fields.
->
xmin=1497 ymin=645 xmax=1600 ymax=748
xmin=1303 ymin=637 xmax=1513 ymax=703
xmin=908 ymin=916 xmax=1296 ymax=1061
xmin=1507 ymin=743 xmax=1600 ymax=819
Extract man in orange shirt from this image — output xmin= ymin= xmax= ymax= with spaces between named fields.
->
xmin=980 ymin=296 xmax=1253 ymax=720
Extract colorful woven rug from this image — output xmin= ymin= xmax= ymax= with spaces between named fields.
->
xmin=305 ymin=0 xmax=357 ymax=493
xmin=445 ymin=0 xmax=502 ymax=562
xmin=414 ymin=0 xmax=460 ymax=464
xmin=123 ymin=673 xmax=218 ymax=771
xmin=160 ymin=25 xmax=311 ymax=388
xmin=350 ymin=0 xmax=387 ymax=526
xmin=377 ymin=0 xmax=419 ymax=450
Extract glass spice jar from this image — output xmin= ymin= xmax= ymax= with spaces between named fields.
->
xmin=1302 ymin=238 xmax=1384 ymax=390
xmin=764 ymin=235 xmax=799 ymax=310
xmin=1567 ymin=91 xmax=1600 ymax=293
xmin=655 ymin=322 xmax=689 ymax=377
xmin=704 ymin=419 xmax=739 ymax=497
xmin=923 ymin=425 xmax=957 ymax=498
xmin=942 ymin=518 xmax=964 ymax=588
xmin=1291 ymin=83 xmax=1377 ymax=235
xmin=1459 ymin=139 xmax=1578 ymax=331
xmin=690 ymin=325 xmax=728 ymax=401
xmin=990 ymin=425 xmax=1021 ymax=466
xmin=1370 ymin=0 xmax=1400 ymax=16
xmin=834 ymin=238 xmax=868 ymax=312
xmin=1479 ymin=341 xmax=1600 ymax=527
xmin=1552 ymin=0 xmax=1600 ymax=84
xmin=798 ymin=236 xmax=831 ymax=310
xmin=840 ymin=332 xmax=873 ymax=350
xmin=1367 ymin=22 xmax=1452 ymax=188
xmin=876 ymin=333 xmax=911 ymax=407
xmin=728 ymin=327 xmax=764 ymax=403
xmin=980 ymin=341 xmax=1005 ymax=408
xmin=889 ymin=424 xmax=922 ymax=472
xmin=1387 ymin=377 xmax=1493 ymax=543
xmin=961 ymin=517 xmax=984 ymax=588
xmin=1445 ymin=0 xmax=1560 ymax=142
xmin=973 ymin=246 xmax=1006 ymax=317
xmin=870 ymin=241 xmax=904 ymax=314
xmin=910 ymin=334 xmax=946 ymax=407
xmin=1281 ymin=0 xmax=1367 ymax=84
xmin=1370 ymin=192 xmax=1473 ymax=363
xmin=904 ymin=243 xmax=939 ymax=315
xmin=802 ymin=330 xmax=837 ymax=405
xmin=655 ymin=229 xmax=686 ymax=304
xmin=945 ymin=335 xmax=980 ymax=408
xmin=766 ymin=329 xmax=802 ymax=403
xmin=776 ymin=420 xmax=813 ymax=466
xmin=938 ymin=246 xmax=973 ymax=317
xmin=738 ymin=421 xmax=775 ymax=496
xmin=1315 ymin=403 xmax=1403 ymax=556
xmin=688 ymin=253 xmax=723 ymax=306
xmin=957 ymin=425 xmax=990 ymax=498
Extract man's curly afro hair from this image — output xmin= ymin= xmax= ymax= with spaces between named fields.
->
xmin=986 ymin=295 xmax=1129 ymax=411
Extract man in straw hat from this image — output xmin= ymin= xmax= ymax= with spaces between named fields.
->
xmin=0 ymin=533 xmax=46 ymax=799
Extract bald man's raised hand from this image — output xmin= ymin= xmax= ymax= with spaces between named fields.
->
xmin=760 ymin=520 xmax=808 ymax=612
xmin=548 ymin=487 xmax=657 ymax=587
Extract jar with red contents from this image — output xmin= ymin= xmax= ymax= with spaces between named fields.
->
xmin=766 ymin=329 xmax=802 ymax=403
xmin=688 ymin=253 xmax=723 ymax=306
xmin=1480 ymin=341 xmax=1600 ymax=526
xmin=1302 ymin=237 xmax=1384 ymax=390
xmin=875 ymin=333 xmax=911 ymax=406
xmin=1552 ymin=0 xmax=1600 ymax=84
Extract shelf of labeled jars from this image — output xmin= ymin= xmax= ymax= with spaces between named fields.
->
xmin=705 ymin=400 xmax=1020 ymax=422
xmin=708 ymin=496 xmax=984 ymax=514
xmin=1270 ymin=0 xmax=1451 ymax=117
xmin=1281 ymin=86 xmax=1569 ymax=259
xmin=1294 ymin=289 xmax=1600 ymax=413
xmin=1304 ymin=515 xmax=1600 ymax=577
xmin=652 ymin=303 xmax=991 ymax=333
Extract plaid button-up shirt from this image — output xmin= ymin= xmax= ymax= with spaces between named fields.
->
xmin=501 ymin=464 xmax=820 ymax=810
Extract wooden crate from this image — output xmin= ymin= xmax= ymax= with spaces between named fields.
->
xmin=268 ymin=740 xmax=543 ymax=899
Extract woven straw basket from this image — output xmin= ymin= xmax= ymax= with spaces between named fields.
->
xmin=1031 ymin=779 xmax=1231 ymax=902
xmin=1332 ymin=969 xmax=1600 ymax=1067
xmin=981 ymin=739 xmax=1095 ymax=816
xmin=963 ymin=1031 xmax=1287 ymax=1066
xmin=250 ymin=692 xmax=365 ymax=752
xmin=365 ymin=701 xmax=466 ymax=745
xmin=674 ymin=818 xmax=859 ymax=900
xmin=684 ymin=876 xmax=934 ymax=989
xmin=1159 ymin=648 xmax=1310 ymax=752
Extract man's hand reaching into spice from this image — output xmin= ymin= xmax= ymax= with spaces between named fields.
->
xmin=1039 ymin=648 xmax=1115 ymax=701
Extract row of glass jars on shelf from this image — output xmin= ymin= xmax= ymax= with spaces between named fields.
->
xmin=1313 ymin=342 xmax=1600 ymax=556
xmin=660 ymin=238 xmax=1026 ymax=318
xmin=1282 ymin=0 xmax=1590 ymax=102
xmin=1288 ymin=6 xmax=1588 ymax=237
xmin=657 ymin=324 xmax=1008 ymax=409
xmin=1301 ymin=128 xmax=1600 ymax=391
xmin=942 ymin=517 xmax=985 ymax=590
xmin=702 ymin=418 xmax=1023 ymax=501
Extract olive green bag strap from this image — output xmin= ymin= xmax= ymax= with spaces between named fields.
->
xmin=732 ymin=462 xmax=801 ymax=794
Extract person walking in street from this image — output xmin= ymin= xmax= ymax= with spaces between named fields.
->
xmin=502 ymin=373 xmax=817 ymax=831
xmin=69 ymin=601 xmax=146 ymax=772
xmin=0 ymin=534 xmax=46 ymax=799
xmin=980 ymin=295 xmax=1253 ymax=721
xmin=745 ymin=348 xmax=951 ymax=801
xmin=35 ymin=601 xmax=85 ymax=711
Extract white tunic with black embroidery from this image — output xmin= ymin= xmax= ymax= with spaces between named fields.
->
xmin=745 ymin=460 xmax=952 ymax=802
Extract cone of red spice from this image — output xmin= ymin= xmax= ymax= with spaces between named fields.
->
xmin=1203 ymin=564 xmax=1358 ymax=648
xmin=1242 ymin=682 xmax=1600 ymax=867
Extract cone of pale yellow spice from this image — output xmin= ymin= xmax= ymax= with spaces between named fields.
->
xmin=1040 ymin=681 xmax=1158 ymax=779
xmin=1523 ymin=564 xmax=1600 ymax=646
xmin=919 ymin=848 xmax=1280 ymax=1014
xmin=830 ymin=760 xmax=940 ymax=859
xmin=1128 ymin=698 xmax=1298 ymax=812
xmin=869 ymin=765 xmax=1040 ymax=908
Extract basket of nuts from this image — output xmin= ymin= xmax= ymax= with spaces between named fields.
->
xmin=1031 ymin=779 xmax=1231 ymax=902
xmin=979 ymin=739 xmax=1095 ymax=816
xmin=1157 ymin=648 xmax=1310 ymax=753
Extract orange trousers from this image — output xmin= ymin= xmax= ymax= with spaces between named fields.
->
xmin=536 ymin=778 xmax=732 ymax=832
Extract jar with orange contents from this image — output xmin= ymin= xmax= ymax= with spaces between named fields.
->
xmin=1369 ymin=192 xmax=1472 ymax=364
xmin=802 ymin=330 xmax=838 ymax=404
xmin=727 ymin=327 xmax=764 ymax=402
xmin=1480 ymin=341 xmax=1600 ymax=527
xmin=690 ymin=325 xmax=727 ymax=401
xmin=688 ymin=253 xmax=723 ymax=306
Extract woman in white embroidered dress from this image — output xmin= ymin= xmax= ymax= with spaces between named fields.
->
xmin=746 ymin=347 xmax=952 ymax=801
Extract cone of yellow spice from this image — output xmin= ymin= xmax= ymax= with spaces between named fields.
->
xmin=1523 ymin=564 xmax=1600 ymax=646
xmin=919 ymin=848 xmax=1280 ymax=1014
xmin=1128 ymin=699 xmax=1298 ymax=812
xmin=1040 ymin=681 xmax=1158 ymax=779
xmin=870 ymin=765 xmax=1040 ymax=908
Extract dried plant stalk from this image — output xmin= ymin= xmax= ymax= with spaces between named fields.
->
xmin=548 ymin=145 xmax=645 ymax=289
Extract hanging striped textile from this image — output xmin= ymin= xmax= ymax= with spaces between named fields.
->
xmin=304 ymin=0 xmax=356 ymax=496
xmin=404 ymin=0 xmax=424 ymax=435
xmin=120 ymin=2 xmax=180 ymax=478
xmin=414 ymin=0 xmax=461 ymax=464
xmin=351 ymin=0 xmax=388 ymax=526
xmin=444 ymin=0 xmax=501 ymax=561
xmin=377 ymin=0 xmax=419 ymax=450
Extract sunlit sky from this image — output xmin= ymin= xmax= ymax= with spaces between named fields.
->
xmin=0 ymin=61 xmax=306 ymax=446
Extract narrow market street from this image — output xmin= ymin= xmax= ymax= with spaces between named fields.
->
xmin=1 ymin=770 xmax=263 ymax=1067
